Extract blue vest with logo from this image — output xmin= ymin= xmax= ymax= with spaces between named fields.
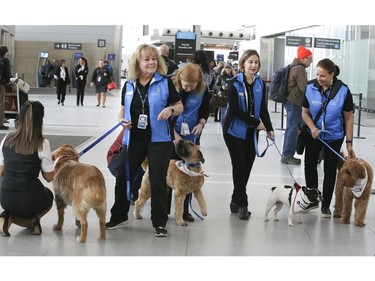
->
xmin=174 ymin=90 xmax=204 ymax=142
xmin=227 ymin=73 xmax=263 ymax=140
xmin=122 ymin=72 xmax=172 ymax=145
xmin=305 ymin=81 xmax=348 ymax=141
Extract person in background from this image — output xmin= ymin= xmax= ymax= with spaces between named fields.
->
xmin=105 ymin=44 xmax=183 ymax=237
xmin=171 ymin=62 xmax=210 ymax=222
xmin=0 ymin=45 xmax=11 ymax=130
xmin=281 ymin=45 xmax=313 ymax=165
xmin=75 ymin=57 xmax=89 ymax=106
xmin=159 ymin=44 xmax=178 ymax=76
xmin=43 ymin=59 xmax=53 ymax=87
xmin=53 ymin=59 xmax=70 ymax=106
xmin=302 ymin=58 xmax=355 ymax=218
xmin=223 ymin=49 xmax=274 ymax=220
xmin=0 ymin=101 xmax=54 ymax=237
xmin=214 ymin=62 xmax=237 ymax=127
xmin=91 ymin=60 xmax=111 ymax=108
xmin=104 ymin=60 xmax=113 ymax=76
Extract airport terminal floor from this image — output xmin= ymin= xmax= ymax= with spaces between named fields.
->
xmin=1 ymin=82 xmax=375 ymax=278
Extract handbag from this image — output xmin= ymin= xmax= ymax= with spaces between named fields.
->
xmin=210 ymin=90 xmax=227 ymax=107
xmin=107 ymin=80 xmax=117 ymax=91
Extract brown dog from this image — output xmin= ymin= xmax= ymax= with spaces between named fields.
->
xmin=52 ymin=144 xmax=106 ymax=242
xmin=133 ymin=139 xmax=208 ymax=226
xmin=333 ymin=155 xmax=373 ymax=227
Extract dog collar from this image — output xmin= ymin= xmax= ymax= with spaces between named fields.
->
xmin=182 ymin=160 xmax=201 ymax=168
xmin=175 ymin=160 xmax=208 ymax=177
xmin=351 ymin=168 xmax=368 ymax=198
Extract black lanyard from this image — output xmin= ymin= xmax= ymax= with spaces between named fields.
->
xmin=136 ymin=86 xmax=148 ymax=114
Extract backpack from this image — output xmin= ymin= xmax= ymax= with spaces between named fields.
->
xmin=269 ymin=64 xmax=293 ymax=103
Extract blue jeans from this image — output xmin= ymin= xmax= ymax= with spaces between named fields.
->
xmin=282 ymin=100 xmax=302 ymax=158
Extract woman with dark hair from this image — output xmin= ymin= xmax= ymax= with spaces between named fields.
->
xmin=192 ymin=50 xmax=211 ymax=86
xmin=75 ymin=57 xmax=89 ymax=106
xmin=223 ymin=49 xmax=274 ymax=220
xmin=302 ymin=58 xmax=355 ymax=218
xmin=0 ymin=101 xmax=54 ymax=237
xmin=53 ymin=59 xmax=70 ymax=106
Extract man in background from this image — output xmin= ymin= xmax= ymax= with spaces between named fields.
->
xmin=159 ymin=44 xmax=178 ymax=76
xmin=281 ymin=45 xmax=313 ymax=165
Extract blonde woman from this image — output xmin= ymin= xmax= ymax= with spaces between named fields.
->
xmin=106 ymin=44 xmax=183 ymax=237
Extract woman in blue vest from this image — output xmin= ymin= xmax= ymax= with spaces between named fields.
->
xmin=223 ymin=49 xmax=274 ymax=220
xmin=171 ymin=62 xmax=210 ymax=222
xmin=302 ymin=58 xmax=355 ymax=218
xmin=0 ymin=101 xmax=54 ymax=236
xmin=105 ymin=44 xmax=183 ymax=237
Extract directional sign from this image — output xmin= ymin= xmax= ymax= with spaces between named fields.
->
xmin=54 ymin=43 xmax=82 ymax=50
xmin=286 ymin=36 xmax=312 ymax=47
xmin=314 ymin=38 xmax=341 ymax=49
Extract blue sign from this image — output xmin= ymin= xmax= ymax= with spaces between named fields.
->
xmin=217 ymin=54 xmax=224 ymax=62
xmin=107 ymin=54 xmax=116 ymax=60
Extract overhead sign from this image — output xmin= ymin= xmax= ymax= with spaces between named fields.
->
xmin=286 ymin=36 xmax=312 ymax=47
xmin=54 ymin=43 xmax=82 ymax=50
xmin=175 ymin=31 xmax=196 ymax=66
xmin=314 ymin=38 xmax=341 ymax=49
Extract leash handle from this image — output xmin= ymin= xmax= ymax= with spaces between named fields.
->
xmin=79 ymin=121 xmax=124 ymax=157
xmin=317 ymin=137 xmax=346 ymax=161
xmin=254 ymin=131 xmax=270 ymax=158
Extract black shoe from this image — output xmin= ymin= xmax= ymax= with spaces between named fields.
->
xmin=81 ymin=103 xmax=84 ymax=106
xmin=31 ymin=216 xmax=42 ymax=235
xmin=0 ymin=211 xmax=10 ymax=237
xmin=230 ymin=201 xmax=239 ymax=214
xmin=183 ymin=213 xmax=195 ymax=222
xmin=61 ymin=102 xmax=64 ymax=106
xmin=321 ymin=207 xmax=332 ymax=218
xmin=238 ymin=207 xmax=251 ymax=220
xmin=105 ymin=219 xmax=129 ymax=230
xmin=0 ymin=125 xmax=9 ymax=130
xmin=154 ymin=227 xmax=168 ymax=237
xmin=58 ymin=100 xmax=60 ymax=105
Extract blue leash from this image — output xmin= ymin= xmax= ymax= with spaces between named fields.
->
xmin=79 ymin=121 xmax=124 ymax=157
xmin=254 ymin=131 xmax=272 ymax=157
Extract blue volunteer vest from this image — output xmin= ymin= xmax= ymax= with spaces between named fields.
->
xmin=174 ymin=90 xmax=205 ymax=142
xmin=305 ymin=81 xmax=348 ymax=141
xmin=122 ymin=72 xmax=172 ymax=145
xmin=227 ymin=72 xmax=263 ymax=140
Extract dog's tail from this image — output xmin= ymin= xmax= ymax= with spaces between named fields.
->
xmin=82 ymin=169 xmax=106 ymax=207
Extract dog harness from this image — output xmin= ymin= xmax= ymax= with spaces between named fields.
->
xmin=350 ymin=165 xmax=368 ymax=198
xmin=289 ymin=185 xmax=310 ymax=214
xmin=175 ymin=160 xmax=208 ymax=177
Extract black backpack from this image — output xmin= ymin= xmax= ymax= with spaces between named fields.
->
xmin=269 ymin=64 xmax=293 ymax=103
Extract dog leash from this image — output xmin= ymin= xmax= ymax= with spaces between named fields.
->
xmin=254 ymin=131 xmax=272 ymax=157
xmin=79 ymin=121 xmax=124 ymax=157
xmin=272 ymin=139 xmax=298 ymax=184
xmin=317 ymin=130 xmax=346 ymax=162
xmin=188 ymin=194 xmax=204 ymax=220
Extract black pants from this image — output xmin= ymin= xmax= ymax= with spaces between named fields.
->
xmin=223 ymin=128 xmax=257 ymax=207
xmin=56 ymin=80 xmax=68 ymax=102
xmin=109 ymin=139 xmax=173 ymax=228
xmin=304 ymin=135 xmax=344 ymax=208
xmin=76 ymin=80 xmax=86 ymax=105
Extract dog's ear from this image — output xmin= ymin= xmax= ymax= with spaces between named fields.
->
xmin=355 ymin=161 xmax=367 ymax=179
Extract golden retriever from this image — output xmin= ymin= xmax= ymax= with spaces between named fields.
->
xmin=52 ymin=144 xmax=106 ymax=242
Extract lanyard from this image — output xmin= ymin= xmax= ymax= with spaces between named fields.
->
xmin=136 ymin=86 xmax=148 ymax=114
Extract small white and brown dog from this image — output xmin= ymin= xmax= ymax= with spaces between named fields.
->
xmin=265 ymin=183 xmax=322 ymax=226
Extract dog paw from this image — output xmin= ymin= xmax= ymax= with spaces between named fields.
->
xmin=76 ymin=236 xmax=86 ymax=243
xmin=288 ymin=223 xmax=294 ymax=227
xmin=333 ymin=213 xmax=341 ymax=218
xmin=341 ymin=219 xmax=350 ymax=224
xmin=53 ymin=224 xmax=62 ymax=231
xmin=176 ymin=220 xmax=188 ymax=226
xmin=98 ymin=235 xmax=106 ymax=240
xmin=201 ymin=211 xmax=207 ymax=216
xmin=273 ymin=218 xmax=279 ymax=221
xmin=354 ymin=221 xmax=365 ymax=227
xmin=133 ymin=211 xmax=143 ymax=220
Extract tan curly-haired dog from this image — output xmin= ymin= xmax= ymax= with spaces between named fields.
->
xmin=333 ymin=155 xmax=373 ymax=227
xmin=52 ymin=144 xmax=106 ymax=243
xmin=133 ymin=139 xmax=208 ymax=226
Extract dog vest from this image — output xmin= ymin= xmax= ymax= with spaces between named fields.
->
xmin=290 ymin=186 xmax=310 ymax=214
xmin=350 ymin=168 xmax=368 ymax=198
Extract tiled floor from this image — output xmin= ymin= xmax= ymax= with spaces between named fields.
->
xmin=1 ymin=83 xmax=375 ymax=278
